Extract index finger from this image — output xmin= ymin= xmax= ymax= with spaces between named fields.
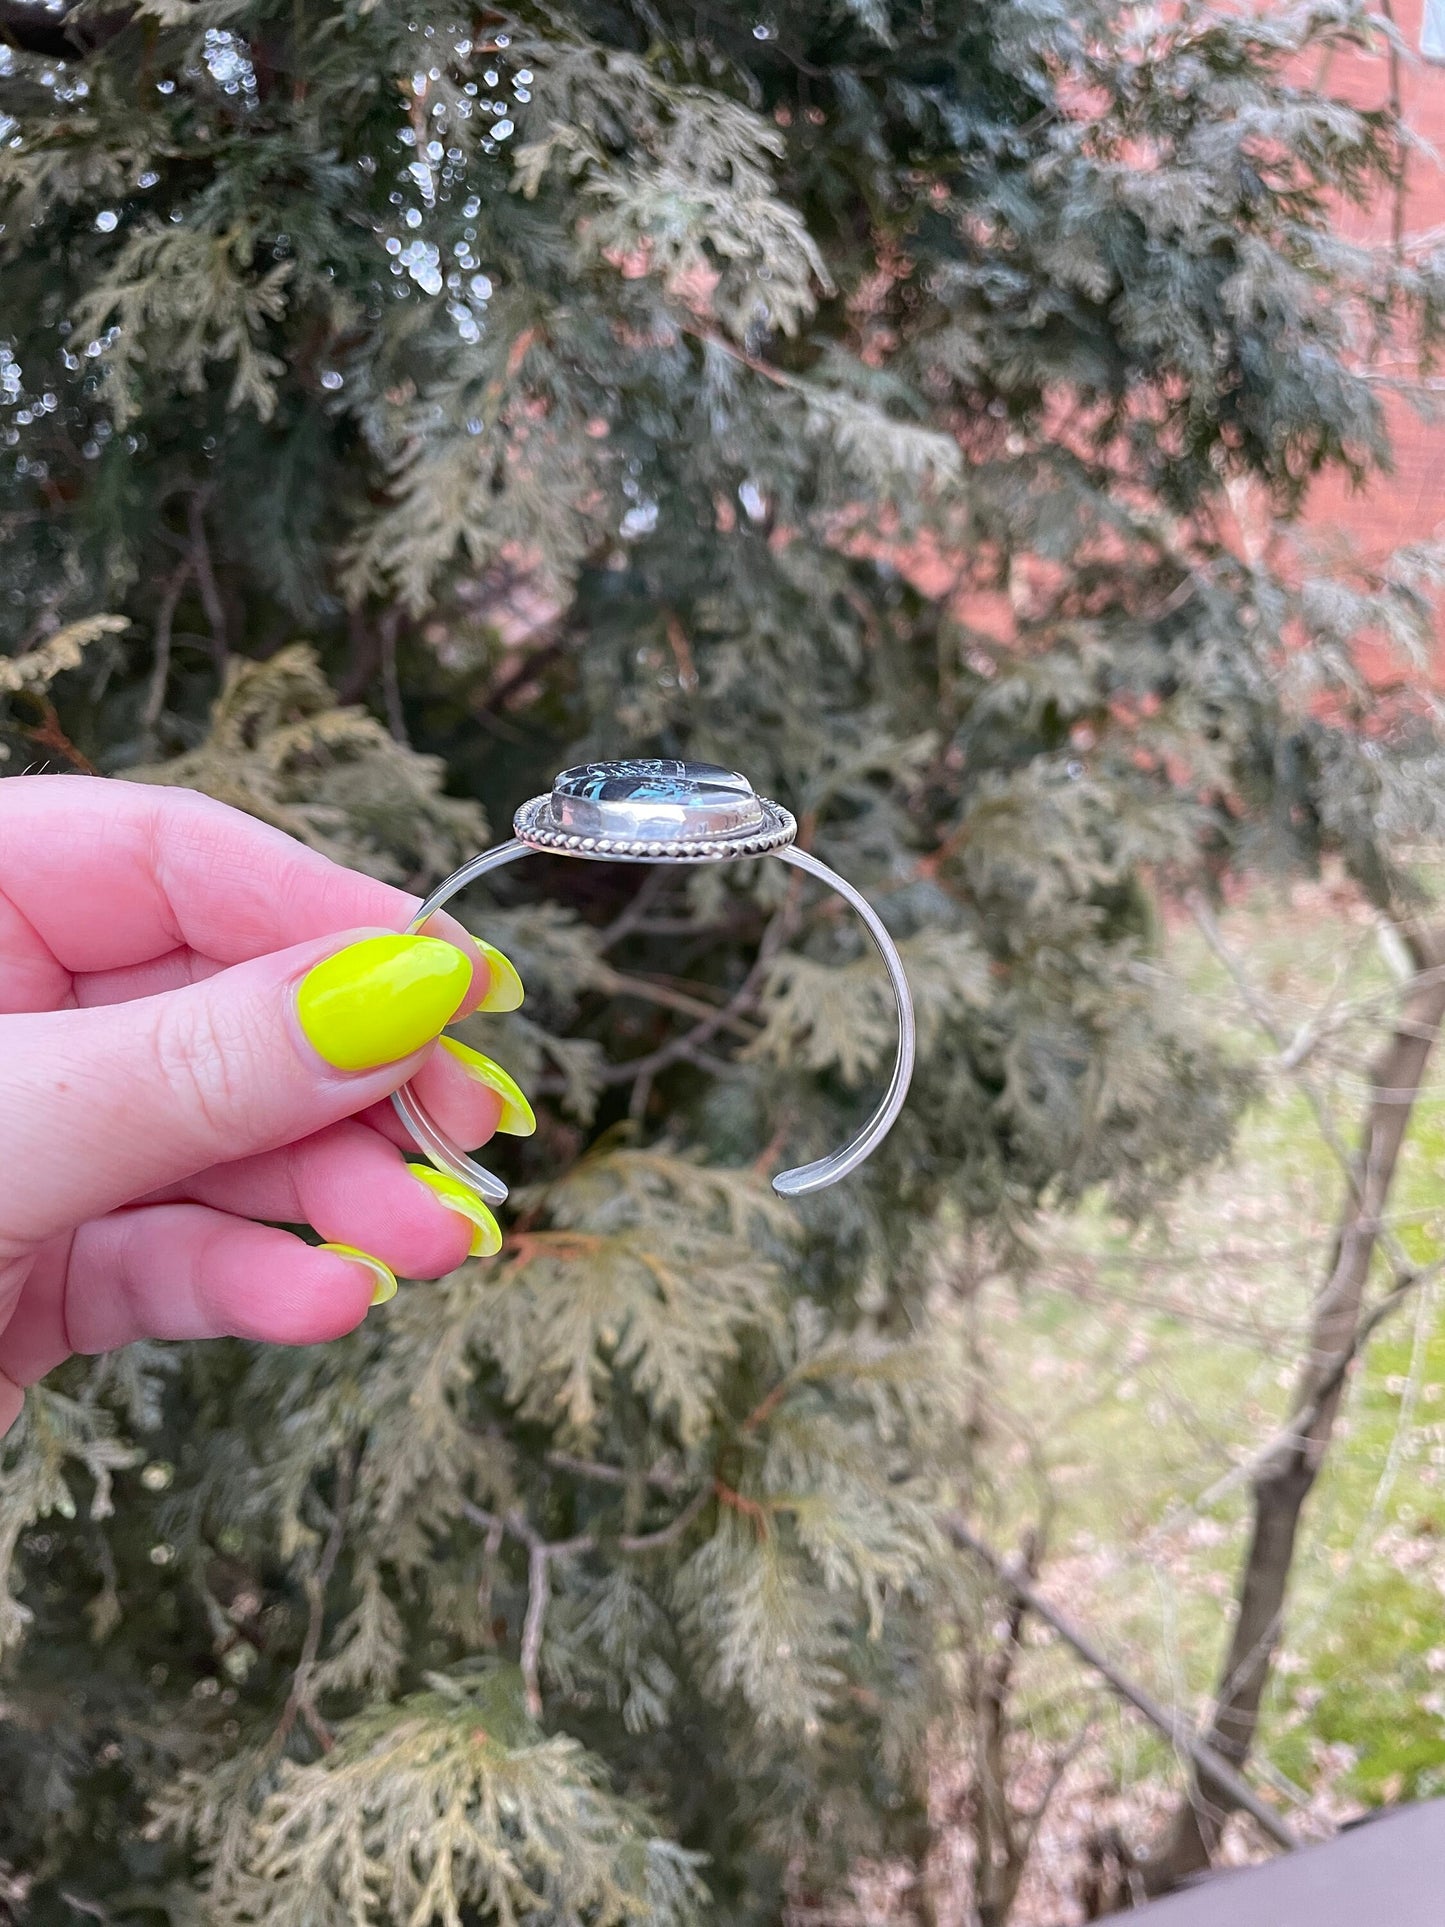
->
xmin=0 ymin=774 xmax=485 ymax=995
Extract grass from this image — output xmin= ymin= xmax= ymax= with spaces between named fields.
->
xmin=979 ymin=876 xmax=1445 ymax=1811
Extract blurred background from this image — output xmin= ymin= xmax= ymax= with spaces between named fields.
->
xmin=4 ymin=2 xmax=1445 ymax=1922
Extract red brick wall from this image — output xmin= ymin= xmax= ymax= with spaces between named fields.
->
xmin=1305 ymin=2 xmax=1445 ymax=572
xmin=865 ymin=11 xmax=1445 ymax=664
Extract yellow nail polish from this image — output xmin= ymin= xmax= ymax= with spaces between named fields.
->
xmin=320 ymin=1243 xmax=397 ymax=1306
xmin=472 ymin=937 xmax=525 ymax=1013
xmin=439 ymin=1037 xmax=536 ymax=1135
xmin=297 ymin=935 xmax=473 ymax=1072
xmin=407 ymin=1164 xmax=504 ymax=1257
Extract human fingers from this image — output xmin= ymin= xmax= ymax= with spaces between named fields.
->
xmin=72 ymin=944 xmax=224 ymax=1005
xmin=0 ymin=776 xmax=516 ymax=1015
xmin=140 ymin=1119 xmax=501 ymax=1277
xmin=353 ymin=1034 xmax=537 ymax=1153
xmin=69 ymin=932 xmax=525 ymax=1020
xmin=409 ymin=1036 xmax=535 ymax=1143
xmin=0 ymin=1206 xmax=394 ymax=1388
xmin=0 ymin=929 xmax=486 ymax=1251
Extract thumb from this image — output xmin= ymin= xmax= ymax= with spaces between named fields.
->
xmin=0 ymin=932 xmax=475 ymax=1251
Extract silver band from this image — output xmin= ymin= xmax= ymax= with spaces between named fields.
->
xmin=393 ymin=761 xmax=915 ymax=1205
xmin=394 ymin=838 xmax=529 ymax=1209
xmin=766 ymin=845 xmax=916 ymax=1196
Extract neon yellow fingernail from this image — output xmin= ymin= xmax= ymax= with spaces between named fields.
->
xmin=407 ymin=1164 xmax=504 ymax=1257
xmin=320 ymin=1243 xmax=397 ymax=1306
xmin=297 ymin=935 xmax=473 ymax=1072
xmin=439 ymin=1037 xmax=536 ymax=1135
xmin=472 ymin=937 xmax=525 ymax=1012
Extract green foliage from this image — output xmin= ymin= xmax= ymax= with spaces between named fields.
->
xmin=486 ymin=1151 xmax=788 ymax=1443
xmin=151 ymin=1669 xmax=706 ymax=1927
xmin=967 ymin=892 xmax=1445 ymax=1835
xmin=0 ymin=614 xmax=128 ymax=698
xmin=73 ymin=223 xmax=297 ymax=425
xmin=133 ymin=643 xmax=489 ymax=882
xmin=1 ymin=0 xmax=1443 ymax=1918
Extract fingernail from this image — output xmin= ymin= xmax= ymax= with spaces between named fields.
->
xmin=472 ymin=938 xmax=525 ymax=1013
xmin=439 ymin=1037 xmax=536 ymax=1135
xmin=321 ymin=1243 xmax=397 ymax=1306
xmin=297 ymin=935 xmax=473 ymax=1072
xmin=407 ymin=1164 xmax=504 ymax=1257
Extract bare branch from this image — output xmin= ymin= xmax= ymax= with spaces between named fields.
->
xmin=1146 ymin=922 xmax=1445 ymax=1891
xmin=599 ymin=867 xmax=671 ymax=947
xmin=519 ymin=1538 xmax=550 ymax=1719
xmin=142 ymin=560 xmax=191 ymax=732
xmin=1186 ymin=891 xmax=1425 ymax=1284
xmin=1379 ymin=0 xmax=1409 ymax=257
xmin=944 ymin=1515 xmax=1300 ymax=1854
xmin=595 ymin=966 xmax=761 ymax=1040
xmin=186 ymin=491 xmax=229 ymax=671
xmin=458 ymin=1501 xmax=587 ymax=1717
xmin=543 ymin=1450 xmax=689 ymax=1493
xmin=378 ymin=609 xmax=408 ymax=746
xmin=618 ymin=1484 xmax=711 ymax=1552
xmin=1019 ymin=1723 xmax=1097 ymax=1865
xmin=590 ymin=967 xmax=765 ymax=1088
xmin=272 ymin=1448 xmax=355 ymax=1755
xmin=1162 ymin=1258 xmax=1443 ymax=1534
xmin=15 ymin=690 xmax=99 ymax=774
xmin=588 ymin=896 xmax=799 ymax=1092
xmin=458 ymin=1489 xmax=711 ymax=1714
xmin=967 ymin=1524 xmax=1040 ymax=1923
xmin=475 ymin=1512 xmax=505 ymax=1644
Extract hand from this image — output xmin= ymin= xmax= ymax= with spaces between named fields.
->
xmin=0 ymin=776 xmax=533 ymax=1433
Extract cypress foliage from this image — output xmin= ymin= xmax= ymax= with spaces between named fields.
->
xmin=1 ymin=0 xmax=1443 ymax=1918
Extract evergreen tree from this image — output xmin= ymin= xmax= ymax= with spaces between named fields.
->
xmin=0 ymin=0 xmax=1443 ymax=1919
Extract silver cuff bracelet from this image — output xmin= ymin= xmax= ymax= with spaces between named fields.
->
xmin=394 ymin=759 xmax=916 ymax=1205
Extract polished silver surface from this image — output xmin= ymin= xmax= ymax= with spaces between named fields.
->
xmin=767 ymin=845 xmax=916 ymax=1196
xmin=394 ymin=760 xmax=914 ymax=1204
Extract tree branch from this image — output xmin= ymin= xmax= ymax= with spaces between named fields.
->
xmin=142 ymin=559 xmax=191 ymax=732
xmin=968 ymin=1525 xmax=1039 ymax=1925
xmin=618 ymin=1484 xmax=711 ymax=1553
xmin=593 ymin=966 xmax=761 ymax=1040
xmin=272 ymin=1448 xmax=355 ymax=1755
xmin=15 ymin=690 xmax=98 ymax=774
xmin=599 ymin=867 xmax=671 ymax=948
xmin=0 ymin=1 xmax=133 ymax=59
xmin=1157 ymin=1258 xmax=1442 ymax=1534
xmin=518 ymin=1537 xmax=551 ymax=1719
xmin=1186 ymin=892 xmax=1427 ymax=1285
xmin=1019 ymin=1723 xmax=1096 ymax=1865
xmin=1145 ymin=921 xmax=1445 ymax=1892
xmin=186 ymin=490 xmax=229 ymax=673
xmin=544 ymin=1450 xmax=689 ymax=1493
xmin=378 ymin=608 xmax=408 ymax=745
xmin=458 ymin=1488 xmax=711 ymax=1715
xmin=475 ymin=1511 xmax=505 ymax=1645
xmin=588 ymin=897 xmax=797 ymax=1092
xmin=944 ymin=1516 xmax=1299 ymax=1854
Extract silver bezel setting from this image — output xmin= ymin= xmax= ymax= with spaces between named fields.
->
xmin=513 ymin=791 xmax=797 ymax=862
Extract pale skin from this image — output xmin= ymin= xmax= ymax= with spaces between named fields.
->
xmin=0 ymin=776 xmax=520 ymax=1434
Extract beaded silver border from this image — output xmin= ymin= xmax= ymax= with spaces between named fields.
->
xmin=513 ymin=792 xmax=797 ymax=863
